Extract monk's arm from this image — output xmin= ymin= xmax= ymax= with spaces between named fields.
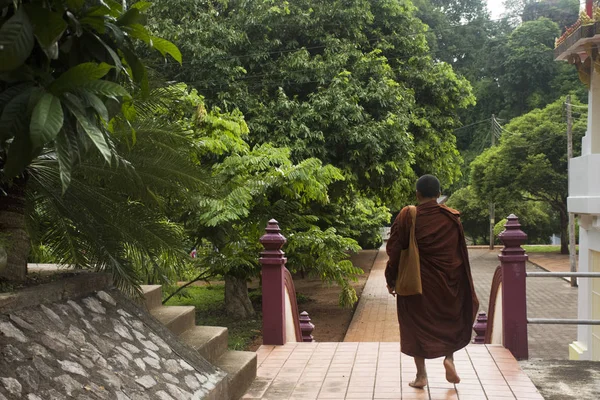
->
xmin=384 ymin=209 xmax=406 ymax=288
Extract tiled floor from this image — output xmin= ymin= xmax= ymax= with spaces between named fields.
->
xmin=243 ymin=342 xmax=544 ymax=400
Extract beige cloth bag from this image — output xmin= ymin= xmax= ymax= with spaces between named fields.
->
xmin=395 ymin=205 xmax=423 ymax=296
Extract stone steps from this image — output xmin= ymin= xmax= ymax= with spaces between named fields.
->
xmin=180 ymin=325 xmax=228 ymax=364
xmin=140 ymin=285 xmax=257 ymax=400
xmin=141 ymin=284 xmax=162 ymax=310
xmin=217 ymin=350 xmax=258 ymax=400
xmin=150 ymin=305 xmax=196 ymax=336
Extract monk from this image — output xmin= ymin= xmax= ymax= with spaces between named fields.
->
xmin=385 ymin=174 xmax=479 ymax=388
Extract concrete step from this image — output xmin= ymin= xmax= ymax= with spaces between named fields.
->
xmin=150 ymin=305 xmax=196 ymax=336
xmin=140 ymin=285 xmax=162 ymax=310
xmin=179 ymin=326 xmax=229 ymax=364
xmin=217 ymin=350 xmax=257 ymax=400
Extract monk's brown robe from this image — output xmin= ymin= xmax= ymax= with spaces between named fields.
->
xmin=384 ymin=200 xmax=479 ymax=359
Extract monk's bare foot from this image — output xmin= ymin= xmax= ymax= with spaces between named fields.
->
xmin=408 ymin=375 xmax=427 ymax=389
xmin=444 ymin=358 xmax=460 ymax=384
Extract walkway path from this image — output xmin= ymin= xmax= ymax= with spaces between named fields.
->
xmin=343 ymin=247 xmax=399 ymax=342
xmin=242 ymin=247 xmax=561 ymax=399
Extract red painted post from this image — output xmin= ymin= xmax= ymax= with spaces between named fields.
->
xmin=586 ymin=0 xmax=593 ymax=17
xmin=299 ymin=311 xmax=315 ymax=342
xmin=259 ymin=219 xmax=287 ymax=345
xmin=498 ymin=214 xmax=529 ymax=360
xmin=472 ymin=312 xmax=488 ymax=344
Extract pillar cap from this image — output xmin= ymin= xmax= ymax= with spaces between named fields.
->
xmin=499 ymin=214 xmax=527 ymax=248
xmin=260 ymin=219 xmax=286 ymax=251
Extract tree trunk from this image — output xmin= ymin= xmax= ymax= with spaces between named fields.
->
xmin=560 ymin=209 xmax=569 ymax=255
xmin=225 ymin=275 xmax=256 ymax=319
xmin=0 ymin=176 xmax=30 ymax=281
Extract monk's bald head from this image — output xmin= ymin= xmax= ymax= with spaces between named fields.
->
xmin=416 ymin=175 xmax=440 ymax=199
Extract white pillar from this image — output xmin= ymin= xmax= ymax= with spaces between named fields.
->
xmin=569 ymin=65 xmax=600 ymax=360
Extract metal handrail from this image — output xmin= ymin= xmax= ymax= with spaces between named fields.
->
xmin=528 ymin=318 xmax=600 ymax=325
xmin=526 ymin=272 xmax=600 ymax=278
xmin=525 ymin=272 xmax=600 ymax=326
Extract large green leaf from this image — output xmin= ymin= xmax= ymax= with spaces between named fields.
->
xmin=150 ymin=36 xmax=182 ymax=64
xmin=131 ymin=1 xmax=153 ymax=11
xmin=80 ymin=16 xmax=106 ymax=34
xmin=0 ymin=89 xmax=34 ymax=140
xmin=103 ymin=0 xmax=123 ymax=16
xmin=123 ymin=23 xmax=152 ymax=45
xmin=24 ymin=5 xmax=68 ymax=49
xmin=55 ymin=129 xmax=74 ymax=191
xmin=0 ymin=8 xmax=35 ymax=72
xmin=65 ymin=99 xmax=112 ymax=163
xmin=105 ymin=22 xmax=125 ymax=46
xmin=0 ymin=83 xmax=33 ymax=111
xmin=85 ymin=5 xmax=112 ymax=17
xmin=66 ymin=0 xmax=84 ymax=12
xmin=121 ymin=47 xmax=148 ymax=96
xmin=48 ymin=62 xmax=114 ymax=94
xmin=91 ymin=33 xmax=123 ymax=73
xmin=30 ymin=93 xmax=64 ymax=148
xmin=77 ymin=91 xmax=109 ymax=122
xmin=77 ymin=80 xmax=130 ymax=98
xmin=116 ymin=8 xmax=143 ymax=27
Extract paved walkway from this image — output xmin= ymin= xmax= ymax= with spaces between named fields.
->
xmin=343 ymin=248 xmax=399 ymax=342
xmin=527 ymin=253 xmax=571 ymax=282
xmin=244 ymin=342 xmax=543 ymax=399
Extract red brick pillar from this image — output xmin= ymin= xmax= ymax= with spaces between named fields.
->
xmin=259 ymin=219 xmax=287 ymax=345
xmin=498 ymin=214 xmax=529 ymax=360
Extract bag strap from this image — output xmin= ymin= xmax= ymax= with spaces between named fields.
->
xmin=408 ymin=205 xmax=417 ymax=234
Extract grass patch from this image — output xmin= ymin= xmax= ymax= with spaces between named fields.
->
xmin=164 ymin=285 xmax=261 ymax=351
xmin=524 ymin=245 xmax=578 ymax=253
xmin=296 ymin=292 xmax=313 ymax=304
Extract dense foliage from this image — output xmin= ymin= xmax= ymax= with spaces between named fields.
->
xmin=0 ymin=0 xmax=180 ymax=183
xmin=146 ymin=0 xmax=474 ymax=210
xmin=447 ymin=185 xmax=556 ymax=245
xmin=0 ymin=0 xmax=180 ymax=281
xmin=0 ymin=0 xmax=589 ymax=315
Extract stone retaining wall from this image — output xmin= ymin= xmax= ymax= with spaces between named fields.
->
xmin=0 ymin=275 xmax=227 ymax=399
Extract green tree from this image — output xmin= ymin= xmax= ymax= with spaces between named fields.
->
xmin=500 ymin=18 xmax=566 ymax=117
xmin=147 ymin=0 xmax=474 ymax=211
xmin=413 ymin=0 xmax=492 ymax=80
xmin=505 ymin=0 xmax=580 ymax=29
xmin=448 ymin=185 xmax=555 ymax=244
xmin=0 ymin=0 xmax=180 ymax=281
xmin=162 ymin=88 xmax=365 ymax=316
xmin=453 ymin=15 xmax=581 ymax=186
xmin=470 ymin=97 xmax=586 ymax=254
xmin=447 ymin=186 xmax=492 ymax=244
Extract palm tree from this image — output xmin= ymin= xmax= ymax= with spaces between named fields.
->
xmin=13 ymin=86 xmax=209 ymax=293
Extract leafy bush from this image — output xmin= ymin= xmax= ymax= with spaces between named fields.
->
xmin=0 ymin=0 xmax=180 ymax=185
